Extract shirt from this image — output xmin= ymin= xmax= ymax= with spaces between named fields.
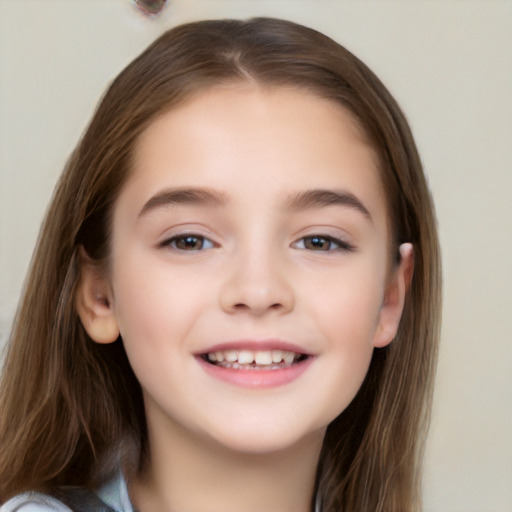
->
xmin=0 ymin=473 xmax=132 ymax=512
xmin=1 ymin=474 xmax=320 ymax=511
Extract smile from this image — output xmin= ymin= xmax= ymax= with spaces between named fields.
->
xmin=197 ymin=343 xmax=313 ymax=388
xmin=203 ymin=349 xmax=307 ymax=370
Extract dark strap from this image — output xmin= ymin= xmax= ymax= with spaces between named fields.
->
xmin=55 ymin=487 xmax=117 ymax=512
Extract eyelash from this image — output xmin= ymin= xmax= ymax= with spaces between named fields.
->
xmin=159 ymin=234 xmax=215 ymax=251
xmin=293 ymin=235 xmax=355 ymax=252
xmin=159 ymin=233 xmax=354 ymax=253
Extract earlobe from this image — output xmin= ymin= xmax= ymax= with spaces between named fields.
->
xmin=76 ymin=250 xmax=120 ymax=344
xmin=373 ymin=243 xmax=414 ymax=348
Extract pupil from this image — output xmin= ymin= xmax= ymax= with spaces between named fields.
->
xmin=180 ymin=236 xmax=201 ymax=249
xmin=310 ymin=237 xmax=327 ymax=250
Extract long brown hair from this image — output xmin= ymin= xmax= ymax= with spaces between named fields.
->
xmin=0 ymin=18 xmax=441 ymax=511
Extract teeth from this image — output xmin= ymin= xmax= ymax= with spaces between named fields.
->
xmin=283 ymin=352 xmax=295 ymax=365
xmin=254 ymin=351 xmax=273 ymax=365
xmin=205 ymin=349 xmax=302 ymax=367
xmin=272 ymin=350 xmax=283 ymax=363
xmin=225 ymin=350 xmax=238 ymax=362
xmin=238 ymin=350 xmax=254 ymax=365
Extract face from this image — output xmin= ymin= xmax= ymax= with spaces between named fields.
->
xmin=80 ymin=85 xmax=409 ymax=455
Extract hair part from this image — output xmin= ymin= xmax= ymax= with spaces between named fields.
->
xmin=0 ymin=18 xmax=441 ymax=511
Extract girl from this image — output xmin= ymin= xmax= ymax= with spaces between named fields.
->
xmin=0 ymin=17 xmax=441 ymax=512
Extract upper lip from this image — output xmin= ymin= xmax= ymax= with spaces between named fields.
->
xmin=195 ymin=339 xmax=313 ymax=356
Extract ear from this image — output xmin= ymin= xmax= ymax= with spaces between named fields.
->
xmin=76 ymin=250 xmax=120 ymax=344
xmin=372 ymin=243 xmax=414 ymax=348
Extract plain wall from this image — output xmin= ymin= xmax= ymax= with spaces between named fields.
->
xmin=1 ymin=1 xmax=510 ymax=510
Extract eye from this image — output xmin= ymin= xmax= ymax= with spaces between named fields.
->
xmin=160 ymin=234 xmax=215 ymax=251
xmin=294 ymin=235 xmax=354 ymax=252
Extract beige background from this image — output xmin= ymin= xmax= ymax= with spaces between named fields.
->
xmin=1 ymin=1 xmax=510 ymax=510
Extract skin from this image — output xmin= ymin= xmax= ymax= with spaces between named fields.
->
xmin=77 ymin=84 xmax=413 ymax=512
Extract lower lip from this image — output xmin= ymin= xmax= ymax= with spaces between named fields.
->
xmin=196 ymin=356 xmax=314 ymax=389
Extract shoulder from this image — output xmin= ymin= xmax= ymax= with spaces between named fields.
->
xmin=0 ymin=493 xmax=71 ymax=512
xmin=1 ymin=472 xmax=131 ymax=512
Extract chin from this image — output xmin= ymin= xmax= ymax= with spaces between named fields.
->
xmin=202 ymin=419 xmax=327 ymax=457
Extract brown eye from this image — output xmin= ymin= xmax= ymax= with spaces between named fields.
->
xmin=295 ymin=235 xmax=355 ymax=252
xmin=162 ymin=235 xmax=214 ymax=251
xmin=303 ymin=236 xmax=334 ymax=251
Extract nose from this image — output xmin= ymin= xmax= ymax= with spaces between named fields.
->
xmin=219 ymin=248 xmax=295 ymax=317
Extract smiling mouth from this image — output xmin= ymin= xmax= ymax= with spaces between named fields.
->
xmin=202 ymin=349 xmax=308 ymax=370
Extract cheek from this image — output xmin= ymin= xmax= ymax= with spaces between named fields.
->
xmin=303 ymin=263 xmax=384 ymax=414
xmin=320 ymin=280 xmax=380 ymax=365
xmin=310 ymin=259 xmax=385 ymax=340
xmin=109 ymin=249 xmax=206 ymax=360
xmin=109 ymin=265 xmax=209 ymax=404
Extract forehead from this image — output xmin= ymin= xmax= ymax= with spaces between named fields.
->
xmin=121 ymin=84 xmax=387 ymax=228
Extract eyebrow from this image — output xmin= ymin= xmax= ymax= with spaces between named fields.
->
xmin=138 ymin=186 xmax=372 ymax=221
xmin=285 ymin=189 xmax=372 ymax=220
xmin=138 ymin=187 xmax=227 ymax=217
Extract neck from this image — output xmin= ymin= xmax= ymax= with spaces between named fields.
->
xmin=129 ymin=410 xmax=324 ymax=512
